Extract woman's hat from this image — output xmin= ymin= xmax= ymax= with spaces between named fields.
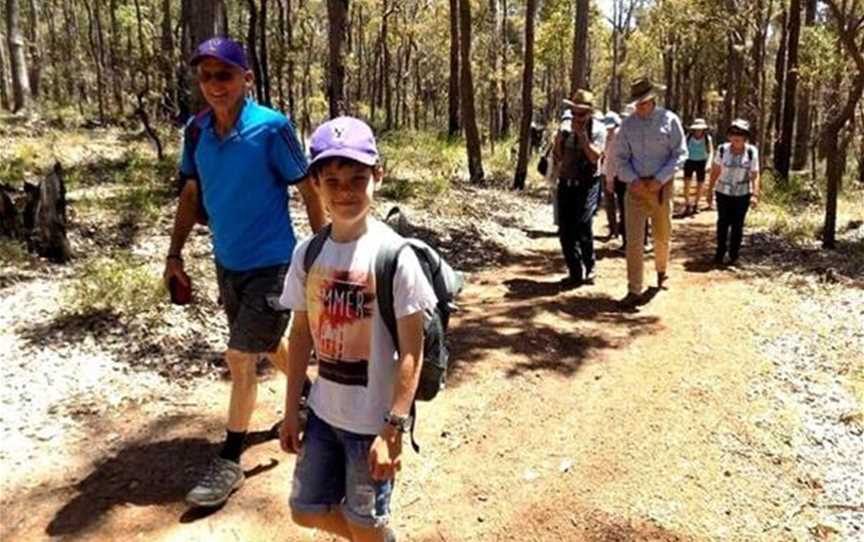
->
xmin=728 ymin=118 xmax=751 ymax=136
xmin=689 ymin=118 xmax=708 ymax=131
xmin=562 ymin=89 xmax=595 ymax=111
xmin=629 ymin=77 xmax=666 ymax=105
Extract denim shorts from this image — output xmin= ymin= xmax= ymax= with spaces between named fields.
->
xmin=215 ymin=262 xmax=291 ymax=353
xmin=289 ymin=410 xmax=393 ymax=528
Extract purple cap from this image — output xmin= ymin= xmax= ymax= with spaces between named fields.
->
xmin=190 ymin=37 xmax=248 ymax=70
xmin=309 ymin=117 xmax=379 ymax=167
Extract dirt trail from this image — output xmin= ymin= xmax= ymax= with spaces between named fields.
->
xmin=2 ymin=202 xmax=862 ymax=542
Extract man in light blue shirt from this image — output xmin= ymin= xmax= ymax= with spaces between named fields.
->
xmin=163 ymin=37 xmax=325 ymax=508
xmin=613 ymin=78 xmax=687 ymax=306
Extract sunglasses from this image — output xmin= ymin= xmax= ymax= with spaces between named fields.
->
xmin=197 ymin=70 xmax=237 ymax=83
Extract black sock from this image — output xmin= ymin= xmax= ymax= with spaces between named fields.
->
xmin=219 ymin=430 xmax=246 ymax=463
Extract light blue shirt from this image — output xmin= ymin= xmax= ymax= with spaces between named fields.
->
xmin=180 ymin=99 xmax=308 ymax=271
xmin=613 ymin=106 xmax=688 ymax=184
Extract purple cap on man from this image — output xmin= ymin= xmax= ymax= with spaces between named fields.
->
xmin=190 ymin=37 xmax=249 ymax=70
xmin=309 ymin=117 xmax=379 ymax=167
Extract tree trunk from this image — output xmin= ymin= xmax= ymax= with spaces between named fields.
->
xmin=0 ymin=31 xmax=9 ymax=110
xmin=500 ymin=0 xmax=509 ymax=136
xmin=488 ymin=0 xmax=499 ymax=140
xmin=25 ymin=0 xmax=40 ymax=99
xmin=286 ymin=0 xmax=296 ymax=117
xmin=6 ymin=0 xmax=31 ymax=112
xmin=513 ymin=0 xmax=537 ymax=190
xmin=663 ymin=34 xmax=675 ymax=109
xmin=246 ymin=0 xmax=264 ymax=102
xmin=791 ymin=0 xmax=816 ymax=170
xmin=459 ymin=0 xmax=483 ymax=183
xmin=820 ymin=1 xmax=864 ymax=248
xmin=770 ymin=7 xmax=787 ymax=153
xmin=570 ymin=0 xmax=589 ymax=92
xmin=160 ymin=0 xmax=175 ymax=117
xmin=448 ymin=0 xmax=460 ymax=136
xmin=259 ymin=0 xmax=272 ymax=107
xmin=326 ymin=0 xmax=348 ymax=118
xmin=774 ymin=0 xmax=801 ymax=181
xmin=108 ymin=0 xmax=124 ymax=115
xmin=181 ymin=0 xmax=227 ymax=116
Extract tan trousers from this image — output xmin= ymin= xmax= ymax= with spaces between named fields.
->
xmin=625 ymin=182 xmax=673 ymax=294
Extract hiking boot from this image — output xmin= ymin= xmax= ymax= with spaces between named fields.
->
xmin=186 ymin=457 xmax=245 ymax=507
xmin=620 ymin=292 xmax=642 ymax=309
xmin=560 ymin=275 xmax=582 ymax=289
xmin=584 ymin=268 xmax=596 ymax=284
xmin=657 ymin=272 xmax=668 ymax=289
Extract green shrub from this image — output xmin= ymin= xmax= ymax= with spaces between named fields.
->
xmin=0 ymin=238 xmax=29 ymax=264
xmin=65 ymin=252 xmax=164 ymax=317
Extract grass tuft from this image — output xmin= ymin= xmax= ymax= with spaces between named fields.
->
xmin=65 ymin=251 xmax=164 ymax=318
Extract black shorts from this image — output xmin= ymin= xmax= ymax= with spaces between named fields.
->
xmin=683 ymin=160 xmax=708 ymax=183
xmin=216 ymin=262 xmax=291 ymax=354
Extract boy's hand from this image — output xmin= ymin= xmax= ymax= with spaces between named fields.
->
xmin=368 ymin=428 xmax=402 ymax=481
xmin=280 ymin=411 xmax=303 ymax=454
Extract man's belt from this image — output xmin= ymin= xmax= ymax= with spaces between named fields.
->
xmin=558 ymin=177 xmax=596 ymax=188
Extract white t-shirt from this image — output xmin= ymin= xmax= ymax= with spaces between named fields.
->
xmin=279 ymin=219 xmax=438 ymax=435
xmin=713 ymin=143 xmax=759 ymax=197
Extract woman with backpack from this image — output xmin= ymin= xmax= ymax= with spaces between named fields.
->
xmin=708 ymin=119 xmax=760 ymax=266
xmin=682 ymin=118 xmax=713 ymax=216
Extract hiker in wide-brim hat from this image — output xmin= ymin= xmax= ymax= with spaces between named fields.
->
xmin=629 ymin=77 xmax=666 ymax=105
xmin=708 ymin=118 xmax=760 ymax=267
xmin=682 ymin=117 xmax=714 ymax=216
xmin=612 ymin=77 xmax=688 ymax=308
xmin=551 ymin=88 xmax=607 ymax=288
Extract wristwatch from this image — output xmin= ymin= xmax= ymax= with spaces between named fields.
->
xmin=384 ymin=412 xmax=412 ymax=433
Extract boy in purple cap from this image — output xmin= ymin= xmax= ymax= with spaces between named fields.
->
xmin=277 ymin=116 xmax=437 ymax=541
xmin=163 ymin=37 xmax=325 ymax=507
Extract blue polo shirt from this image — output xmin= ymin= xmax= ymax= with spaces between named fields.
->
xmin=180 ymin=99 xmax=308 ymax=271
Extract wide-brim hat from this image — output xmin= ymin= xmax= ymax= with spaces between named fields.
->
xmin=629 ymin=78 xmax=666 ymax=105
xmin=563 ymin=88 xmax=595 ymax=111
xmin=689 ymin=118 xmax=709 ymax=131
xmin=728 ymin=118 xmax=751 ymax=136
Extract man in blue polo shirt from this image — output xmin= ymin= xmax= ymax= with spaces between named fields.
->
xmin=163 ymin=37 xmax=325 ymax=507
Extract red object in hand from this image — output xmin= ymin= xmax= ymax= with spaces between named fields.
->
xmin=169 ymin=274 xmax=192 ymax=305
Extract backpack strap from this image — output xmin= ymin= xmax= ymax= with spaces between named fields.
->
xmin=374 ymin=238 xmax=422 ymax=453
xmin=303 ymin=223 xmax=332 ymax=274
xmin=375 ymin=239 xmax=410 ymax=356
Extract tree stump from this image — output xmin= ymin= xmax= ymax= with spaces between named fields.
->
xmin=0 ymin=186 xmax=18 ymax=238
xmin=26 ymin=162 xmax=72 ymax=262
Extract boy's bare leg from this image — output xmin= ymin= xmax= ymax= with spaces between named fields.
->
xmin=682 ymin=177 xmax=692 ymax=212
xmin=266 ymin=337 xmax=290 ymax=375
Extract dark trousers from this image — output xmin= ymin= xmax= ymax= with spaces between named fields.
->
xmin=715 ymin=192 xmax=751 ymax=261
xmin=558 ymin=178 xmax=599 ymax=279
xmin=613 ymin=179 xmax=627 ymax=240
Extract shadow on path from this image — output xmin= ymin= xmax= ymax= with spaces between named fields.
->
xmin=46 ymin=417 xmax=279 ymax=537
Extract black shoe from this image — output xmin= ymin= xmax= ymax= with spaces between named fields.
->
xmin=657 ymin=272 xmax=668 ymax=289
xmin=560 ymin=275 xmax=583 ymax=288
xmin=584 ymin=269 xmax=596 ymax=284
xmin=620 ymin=292 xmax=642 ymax=309
xmin=712 ymin=254 xmax=724 ymax=266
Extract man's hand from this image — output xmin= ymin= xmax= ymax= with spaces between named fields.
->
xmin=368 ymin=427 xmax=402 ymax=481
xmin=643 ymin=177 xmax=663 ymax=193
xmin=163 ymin=256 xmax=189 ymax=289
xmin=280 ymin=410 xmax=303 ymax=454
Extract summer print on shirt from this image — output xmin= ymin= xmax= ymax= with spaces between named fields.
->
xmin=307 ymin=265 xmax=376 ymax=387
